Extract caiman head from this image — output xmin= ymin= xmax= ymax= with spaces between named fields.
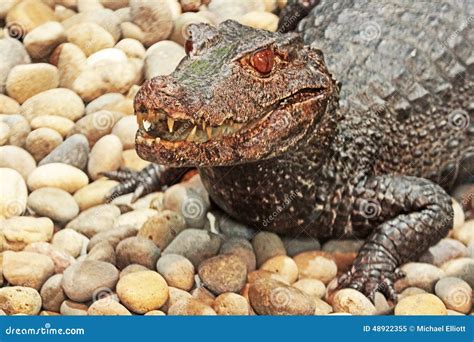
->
xmin=135 ymin=20 xmax=337 ymax=167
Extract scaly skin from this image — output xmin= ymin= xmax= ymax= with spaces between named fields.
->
xmin=105 ymin=1 xmax=474 ymax=301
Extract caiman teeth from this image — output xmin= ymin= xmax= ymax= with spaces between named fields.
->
xmin=206 ymin=126 xmax=212 ymax=139
xmin=186 ymin=125 xmax=197 ymax=142
xmin=167 ymin=117 xmax=175 ymax=133
xmin=143 ymin=120 xmax=152 ymax=131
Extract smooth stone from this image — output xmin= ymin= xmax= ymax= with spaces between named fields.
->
xmin=260 ymin=255 xmax=299 ymax=284
xmin=62 ymin=8 xmax=121 ymax=42
xmin=453 ymin=220 xmax=474 ymax=245
xmin=0 ymin=122 xmax=10 ymax=145
xmin=156 ymin=254 xmax=195 ymax=291
xmin=60 ymin=300 xmax=88 ymax=315
xmin=220 ymin=238 xmax=256 ymax=273
xmin=53 ymin=42 xmax=86 ymax=89
xmin=0 ymin=286 xmax=42 ymax=315
xmin=160 ymin=286 xmax=192 ymax=313
xmin=198 ymin=254 xmax=247 ymax=295
xmin=0 ymin=146 xmax=35 ymax=179
xmin=62 ymin=260 xmax=119 ymax=302
xmin=247 ymin=269 xmax=289 ymax=285
xmin=0 ymin=94 xmax=20 ymax=114
xmin=86 ymin=93 xmax=125 ymax=115
xmin=73 ymin=179 xmax=119 ymax=211
xmin=435 ymin=277 xmax=472 ymax=314
xmin=252 ymin=231 xmax=286 ymax=267
xmin=395 ymin=263 xmax=446 ymax=292
xmin=170 ymin=12 xmax=212 ymax=45
xmin=88 ymin=297 xmax=132 ymax=315
xmin=25 ymin=127 xmax=63 ymax=162
xmin=87 ymin=225 xmax=137 ymax=251
xmin=163 ymin=229 xmax=222 ymax=268
xmin=116 ymin=236 xmax=161 ymax=270
xmin=314 ymin=298 xmax=334 ymax=315
xmin=168 ymin=298 xmax=216 ymax=315
xmin=3 ymin=251 xmax=55 ymax=290
xmin=117 ymin=270 xmax=169 ymax=314
xmin=20 ymin=88 xmax=85 ymax=122
xmin=208 ymin=0 xmax=265 ymax=21
xmin=419 ymin=238 xmax=469 ymax=266
xmin=115 ymin=38 xmax=146 ymax=59
xmin=120 ymin=264 xmax=149 ymax=278
xmin=122 ymin=148 xmax=150 ymax=171
xmin=86 ymin=48 xmax=128 ymax=68
xmin=66 ymin=204 xmax=120 ymax=238
xmin=24 ymin=242 xmax=76 ymax=274
xmin=395 ymin=294 xmax=447 ymax=315
xmin=322 ymin=239 xmax=363 ymax=253
xmin=0 ymin=38 xmax=30 ymax=94
xmin=191 ymin=286 xmax=216 ymax=307
xmin=39 ymin=134 xmax=90 ymax=170
xmin=144 ymin=310 xmax=166 ymax=315
xmin=0 ymin=114 xmax=31 ymax=147
xmin=30 ymin=115 xmax=74 ymax=138
xmin=441 ymin=258 xmax=474 ymax=288
xmin=293 ymin=251 xmax=338 ymax=284
xmin=207 ymin=210 xmax=256 ymax=240
xmin=52 ymin=228 xmax=88 ymax=258
xmin=111 ymin=116 xmax=138 ymax=149
xmin=283 ymin=236 xmax=321 ymax=257
xmin=70 ymin=110 xmax=124 ymax=146
xmin=138 ymin=210 xmax=187 ymax=250
xmin=332 ymin=289 xmax=376 ymax=315
xmin=1 ymin=216 xmax=53 ymax=251
xmin=164 ymin=183 xmax=210 ymax=228
xmin=28 ymin=187 xmax=78 ymax=223
xmin=66 ymin=22 xmax=115 ymax=56
xmin=86 ymin=241 xmax=116 ymax=265
xmin=248 ymin=278 xmax=315 ymax=315
xmin=238 ymin=11 xmax=278 ymax=32
xmin=27 ymin=163 xmax=89 ymax=193
xmin=212 ymin=293 xmax=250 ymax=315
xmin=452 ymin=199 xmax=465 ymax=230
xmin=129 ymin=0 xmax=173 ymax=47
xmin=0 ymin=168 xmax=27 ymax=218
xmin=292 ymin=278 xmax=326 ymax=300
xmin=5 ymin=0 xmax=56 ymax=34
xmin=87 ymin=134 xmax=123 ymax=180
xmin=114 ymin=208 xmax=158 ymax=230
xmin=40 ymin=274 xmax=66 ymax=312
xmin=468 ymin=241 xmax=474 ymax=258
xmin=24 ymin=21 xmax=66 ymax=59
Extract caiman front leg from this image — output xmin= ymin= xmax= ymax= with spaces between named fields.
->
xmin=102 ymin=164 xmax=191 ymax=202
xmin=338 ymin=175 xmax=453 ymax=301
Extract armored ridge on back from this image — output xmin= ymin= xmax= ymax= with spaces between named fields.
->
xmin=105 ymin=0 xmax=474 ymax=300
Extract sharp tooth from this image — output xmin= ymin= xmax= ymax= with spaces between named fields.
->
xmin=167 ymin=118 xmax=175 ymax=133
xmin=202 ymin=122 xmax=206 ymax=130
xmin=206 ymin=127 xmax=212 ymax=139
xmin=186 ymin=125 xmax=197 ymax=142
xmin=143 ymin=120 xmax=152 ymax=131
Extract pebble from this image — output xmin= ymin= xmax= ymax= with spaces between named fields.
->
xmin=23 ymin=21 xmax=66 ymax=59
xmin=0 ymin=38 xmax=30 ymax=94
xmin=62 ymin=8 xmax=121 ymax=42
xmin=40 ymin=274 xmax=66 ymax=312
xmin=25 ymin=127 xmax=63 ymax=162
xmin=282 ymin=236 xmax=321 ymax=257
xmin=0 ymin=94 xmax=20 ymax=114
xmin=163 ymin=229 xmax=222 ymax=268
xmin=86 ymin=93 xmax=125 ymax=115
xmin=70 ymin=110 xmax=124 ymax=146
xmin=453 ymin=220 xmax=474 ymax=245
xmin=88 ymin=134 xmax=123 ymax=180
xmin=395 ymin=293 xmax=447 ymax=315
xmin=452 ymin=199 xmax=465 ymax=230
xmin=191 ymin=286 xmax=216 ymax=307
xmin=30 ymin=115 xmax=75 ymax=138
xmin=293 ymin=251 xmax=338 ymax=284
xmin=395 ymin=262 xmax=446 ymax=292
xmin=247 ymin=269 xmax=289 ymax=285
xmin=62 ymin=260 xmax=119 ymax=302
xmin=39 ymin=134 xmax=90 ymax=170
xmin=0 ymin=114 xmax=30 ymax=147
xmin=27 ymin=163 xmax=89 ymax=193
xmin=239 ymin=11 xmax=279 ymax=32
xmin=52 ymin=228 xmax=88 ymax=258
xmin=1 ymin=216 xmax=53 ymax=251
xmin=5 ymin=0 xmax=56 ymax=34
xmin=441 ymin=258 xmax=474 ymax=288
xmin=0 ymin=122 xmax=10 ymax=145
xmin=0 ymin=168 xmax=27 ymax=218
xmin=167 ymin=298 xmax=217 ymax=315
xmin=212 ymin=293 xmax=250 ymax=315
xmin=115 ymin=38 xmax=146 ymax=59
xmin=60 ymin=300 xmax=88 ymax=316
xmin=220 ymin=238 xmax=256 ymax=273
xmin=3 ymin=251 xmax=55 ymax=290
xmin=139 ymin=210 xmax=187 ymax=250
xmin=86 ymin=48 xmax=128 ymax=68
xmin=20 ymin=88 xmax=85 ymax=122
xmin=86 ymin=241 xmax=116 ymax=265
xmin=87 ymin=225 xmax=137 ymax=251
xmin=24 ymin=242 xmax=76 ymax=274
xmin=144 ymin=310 xmax=166 ymax=315
xmin=66 ymin=22 xmax=115 ymax=56
xmin=122 ymin=148 xmax=150 ymax=170
xmin=66 ymin=204 xmax=120 ymax=238
xmin=88 ymin=297 xmax=132 ymax=315
xmin=419 ymin=238 xmax=469 ymax=266
xmin=120 ymin=264 xmax=149 ymax=278
xmin=116 ymin=270 xmax=169 ymax=314
xmin=252 ymin=231 xmax=287 ymax=267
xmin=332 ymin=289 xmax=376 ymax=315
xmin=314 ymin=298 xmax=334 ymax=315
xmin=114 ymin=208 xmax=158 ymax=230
xmin=207 ymin=210 xmax=256 ymax=240
xmin=434 ymin=277 xmax=472 ymax=314
xmin=170 ymin=12 xmax=212 ymax=45
xmin=53 ymin=42 xmax=86 ymax=89
xmin=468 ymin=241 xmax=474 ymax=258
xmin=322 ymin=239 xmax=363 ymax=253
xmin=164 ymin=183 xmax=210 ymax=228
xmin=198 ymin=254 xmax=247 ymax=295
xmin=116 ymin=236 xmax=161 ymax=270
xmin=292 ymin=278 xmax=326 ymax=300
xmin=111 ymin=116 xmax=139 ymax=149
xmin=73 ymin=179 xmax=119 ymax=211
xmin=260 ymin=255 xmax=299 ymax=284
xmin=208 ymin=0 xmax=265 ymax=21
xmin=28 ymin=187 xmax=78 ymax=223
xmin=248 ymin=278 xmax=315 ymax=315
xmin=0 ymin=286 xmax=42 ymax=315
xmin=161 ymin=286 xmax=192 ymax=313
xmin=156 ymin=254 xmax=195 ymax=291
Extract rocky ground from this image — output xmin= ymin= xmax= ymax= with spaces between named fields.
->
xmin=0 ymin=0 xmax=473 ymax=316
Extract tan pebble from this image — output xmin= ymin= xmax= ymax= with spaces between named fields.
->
xmin=293 ymin=251 xmax=337 ymax=284
xmin=24 ymin=21 xmax=66 ymax=59
xmin=0 ymin=0 xmax=21 ymax=20
xmin=208 ymin=0 xmax=265 ymax=22
xmin=60 ymin=300 xmax=88 ymax=316
xmin=435 ymin=277 xmax=472 ymax=314
xmin=0 ymin=39 xmax=31 ymax=94
xmin=88 ymin=298 xmax=132 ymax=315
xmin=395 ymin=262 xmax=445 ymax=292
xmin=40 ymin=274 xmax=66 ymax=312
xmin=130 ymin=0 xmax=174 ymax=47
xmin=52 ymin=228 xmax=87 ymax=258
xmin=25 ymin=242 xmax=75 ymax=274
xmin=54 ymin=5 xmax=76 ymax=21
xmin=1 ymin=216 xmax=54 ymax=251
xmin=70 ymin=110 xmax=124 ymax=146
xmin=168 ymin=298 xmax=216 ymax=315
xmin=5 ymin=0 xmax=56 ymax=34
xmin=395 ymin=293 xmax=447 ymax=315
xmin=0 ymin=168 xmax=27 ymax=218
xmin=62 ymin=8 xmax=121 ymax=42
xmin=0 ymin=114 xmax=31 ymax=147
xmin=314 ymin=297 xmax=333 ymax=315
xmin=6 ymin=63 xmax=59 ymax=104
xmin=117 ymin=271 xmax=169 ymax=314
xmin=73 ymin=179 xmax=119 ymax=211
xmin=247 ymin=269 xmax=289 ymax=285
xmin=25 ymin=128 xmax=63 ymax=162
xmin=198 ymin=254 xmax=247 ymax=295
xmin=120 ymin=21 xmax=145 ymax=43
xmin=212 ymin=293 xmax=250 ymax=315
xmin=86 ymin=48 xmax=128 ymax=68
xmin=86 ymin=93 xmax=125 ymax=115
xmin=112 ymin=116 xmax=138 ymax=149
xmin=292 ymin=278 xmax=326 ymax=299
xmin=77 ymin=0 xmax=104 ymax=12
xmin=398 ymin=287 xmax=427 ymax=300
xmin=161 ymin=286 xmax=192 ymax=313
xmin=252 ymin=231 xmax=286 ymax=267
xmin=0 ymin=122 xmax=10 ymax=145
xmin=156 ymin=254 xmax=195 ymax=291
xmin=30 ymin=115 xmax=74 ymax=138
xmin=144 ymin=310 xmax=166 ymax=315
xmin=0 ymin=146 xmax=36 ymax=179
xmin=88 ymin=134 xmax=123 ymax=180
xmin=170 ymin=12 xmax=212 ymax=45
xmin=239 ymin=11 xmax=279 ymax=32
xmin=0 ymin=286 xmax=42 ymax=315
xmin=66 ymin=204 xmax=120 ymax=238
xmin=115 ymin=38 xmax=146 ymax=59
xmin=120 ymin=264 xmax=149 ymax=278
xmin=260 ymin=255 xmax=299 ymax=284
xmin=122 ymin=148 xmax=150 ymax=170
xmin=27 ymin=187 xmax=79 ymax=223
xmin=138 ymin=210 xmax=186 ymax=250
xmin=3 ymin=251 xmax=55 ymax=290
xmin=114 ymin=208 xmax=158 ymax=229
xmin=453 ymin=220 xmax=474 ymax=245
xmin=0 ymin=94 xmax=20 ymax=114
xmin=115 ymin=236 xmax=161 ymax=270
xmin=52 ymin=43 xmax=87 ymax=89
xmin=332 ymin=289 xmax=376 ymax=315
xmin=27 ymin=163 xmax=89 ymax=193
xmin=452 ymin=199 xmax=465 ymax=230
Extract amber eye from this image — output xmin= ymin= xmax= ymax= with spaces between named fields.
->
xmin=185 ymin=38 xmax=193 ymax=56
xmin=250 ymin=48 xmax=274 ymax=74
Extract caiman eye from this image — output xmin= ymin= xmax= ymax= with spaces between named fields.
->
xmin=250 ymin=48 xmax=274 ymax=74
xmin=185 ymin=38 xmax=194 ymax=56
